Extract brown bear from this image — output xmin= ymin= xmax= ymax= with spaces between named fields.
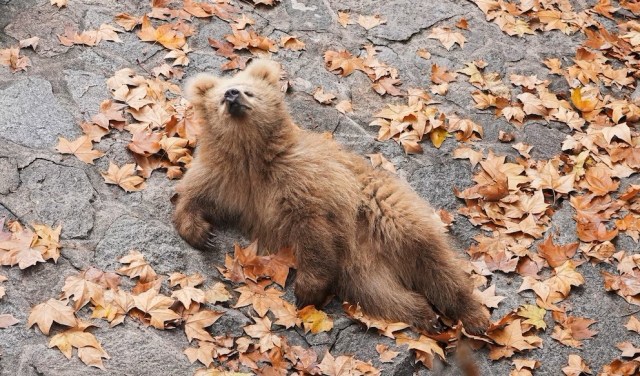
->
xmin=172 ymin=59 xmax=489 ymax=334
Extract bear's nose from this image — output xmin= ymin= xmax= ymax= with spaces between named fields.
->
xmin=224 ymin=88 xmax=240 ymax=102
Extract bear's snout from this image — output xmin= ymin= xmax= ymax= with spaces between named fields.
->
xmin=224 ymin=88 xmax=240 ymax=102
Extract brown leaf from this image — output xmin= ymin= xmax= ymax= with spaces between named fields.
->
xmin=0 ymin=314 xmax=19 ymax=328
xmin=244 ymin=316 xmax=281 ymax=352
xmin=101 ymin=162 xmax=147 ymax=192
xmin=27 ymin=298 xmax=76 ymax=335
xmin=551 ymin=316 xmax=597 ymax=348
xmin=562 ymin=354 xmax=592 ymax=376
xmin=376 ymin=344 xmax=399 ymax=363
xmin=185 ymin=309 xmax=224 ymax=342
xmin=132 ymin=289 xmax=181 ymax=329
xmin=427 ymin=27 xmax=466 ymax=50
xmin=312 ymin=87 xmax=337 ymax=104
xmin=357 ymin=15 xmax=387 ymax=30
xmin=537 ymin=237 xmax=579 ymax=268
xmin=56 ymin=136 xmax=104 ymax=164
xmin=324 ymin=50 xmax=365 ymax=77
xmin=117 ymin=250 xmax=157 ymax=282
xmin=431 ymin=64 xmax=458 ymax=84
xmin=298 ymin=305 xmax=334 ymax=334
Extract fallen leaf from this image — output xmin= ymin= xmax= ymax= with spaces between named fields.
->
xmin=56 ymin=136 xmax=104 ymax=164
xmin=357 ymin=15 xmax=387 ymax=30
xmin=27 ymin=298 xmax=76 ymax=335
xmin=101 ymin=162 xmax=147 ymax=192
xmin=298 ymin=305 xmax=333 ymax=334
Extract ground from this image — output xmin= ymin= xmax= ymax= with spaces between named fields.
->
xmin=0 ymin=0 xmax=639 ymax=375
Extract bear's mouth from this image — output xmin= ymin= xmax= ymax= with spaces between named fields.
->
xmin=226 ymin=101 xmax=248 ymax=117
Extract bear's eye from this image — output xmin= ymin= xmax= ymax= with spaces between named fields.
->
xmin=244 ymin=91 xmax=254 ymax=98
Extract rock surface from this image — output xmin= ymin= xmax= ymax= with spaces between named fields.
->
xmin=0 ymin=0 xmax=637 ymax=375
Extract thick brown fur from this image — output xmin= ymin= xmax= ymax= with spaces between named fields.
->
xmin=173 ymin=59 xmax=490 ymax=334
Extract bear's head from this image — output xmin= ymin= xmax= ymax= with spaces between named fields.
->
xmin=186 ymin=59 xmax=287 ymax=133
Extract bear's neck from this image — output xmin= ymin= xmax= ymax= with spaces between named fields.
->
xmin=199 ymin=117 xmax=298 ymax=179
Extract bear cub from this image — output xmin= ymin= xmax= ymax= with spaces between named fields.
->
xmin=173 ymin=59 xmax=489 ymax=334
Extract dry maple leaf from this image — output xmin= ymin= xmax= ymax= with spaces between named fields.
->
xmin=427 ymin=27 xmax=466 ymax=50
xmin=244 ymin=316 xmax=281 ymax=353
xmin=298 ymin=305 xmax=334 ymax=334
xmin=487 ymin=319 xmax=542 ymax=360
xmin=127 ymin=130 xmax=163 ymax=156
xmin=184 ymin=309 xmax=224 ymax=342
xmin=0 ymin=46 xmax=31 ymax=72
xmin=474 ymin=284 xmax=505 ymax=308
xmin=452 ymin=145 xmax=483 ymax=168
xmin=318 ymin=351 xmax=357 ymax=376
xmin=62 ymin=273 xmax=106 ymax=311
xmin=367 ymin=153 xmax=396 ymax=173
xmin=617 ymin=342 xmax=640 ymax=358
xmin=56 ymin=136 xmax=104 ymax=164
xmin=517 ymin=304 xmax=547 ymax=330
xmin=372 ymin=77 xmax=403 ymax=96
xmin=625 ymin=316 xmax=640 ymax=333
xmin=0 ymin=226 xmax=45 ymax=269
xmin=160 ymin=136 xmax=190 ymax=162
xmin=132 ymin=289 xmax=181 ymax=329
xmin=357 ymin=15 xmax=387 ymax=30
xmin=51 ymin=0 xmax=67 ymax=8
xmin=375 ymin=344 xmax=399 ymax=363
xmin=335 ymin=100 xmax=353 ymax=114
xmin=337 ymin=11 xmax=355 ymax=28
xmin=137 ymin=15 xmax=186 ymax=50
xmin=280 ymin=35 xmax=305 ymax=51
xmin=312 ymin=87 xmax=337 ymax=104
xmin=416 ymin=48 xmax=431 ymax=59
xmin=18 ymin=37 xmax=39 ymax=51
xmin=172 ymin=286 xmax=205 ymax=309
xmin=101 ymin=162 xmax=147 ymax=192
xmin=396 ymin=333 xmax=445 ymax=369
xmin=117 ymin=250 xmax=157 ymax=282
xmin=0 ymin=314 xmax=19 ymax=328
xmin=48 ymin=320 xmax=109 ymax=370
xmin=551 ymin=315 xmax=598 ymax=348
xmin=324 ymin=50 xmax=365 ymax=77
xmin=234 ymin=280 xmax=285 ymax=317
xmin=79 ymin=122 xmax=109 ymax=142
xmin=90 ymin=289 xmax=134 ymax=327
xmin=114 ymin=13 xmax=141 ymax=31
xmin=27 ymin=298 xmax=76 ymax=335
xmin=169 ymin=272 xmax=205 ymax=288
xmin=431 ymin=64 xmax=458 ymax=84
xmin=562 ymin=354 xmax=592 ymax=376
xmin=204 ymin=282 xmax=232 ymax=304
xmin=537 ymin=237 xmax=579 ymax=268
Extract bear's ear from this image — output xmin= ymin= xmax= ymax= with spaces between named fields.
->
xmin=244 ymin=59 xmax=281 ymax=86
xmin=185 ymin=73 xmax=219 ymax=102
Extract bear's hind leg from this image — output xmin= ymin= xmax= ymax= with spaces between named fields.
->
xmin=340 ymin=266 xmax=442 ymax=333
xmin=417 ymin=265 xmax=489 ymax=335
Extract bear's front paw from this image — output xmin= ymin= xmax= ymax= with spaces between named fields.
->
xmin=173 ymin=212 xmax=213 ymax=250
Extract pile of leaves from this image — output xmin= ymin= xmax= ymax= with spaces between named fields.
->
xmin=15 ymin=232 xmax=390 ymax=375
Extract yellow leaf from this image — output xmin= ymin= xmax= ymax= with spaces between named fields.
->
xmin=429 ymin=127 xmax=448 ymax=148
xmin=298 ymin=305 xmax=333 ymax=334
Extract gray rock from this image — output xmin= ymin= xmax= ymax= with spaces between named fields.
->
xmin=93 ymin=215 xmax=188 ymax=274
xmin=64 ymin=70 xmax=108 ymax=121
xmin=0 ymin=77 xmax=78 ymax=149
xmin=209 ymin=307 xmax=252 ymax=338
xmin=0 ymin=157 xmax=19 ymax=195
xmin=0 ymin=159 xmax=94 ymax=239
